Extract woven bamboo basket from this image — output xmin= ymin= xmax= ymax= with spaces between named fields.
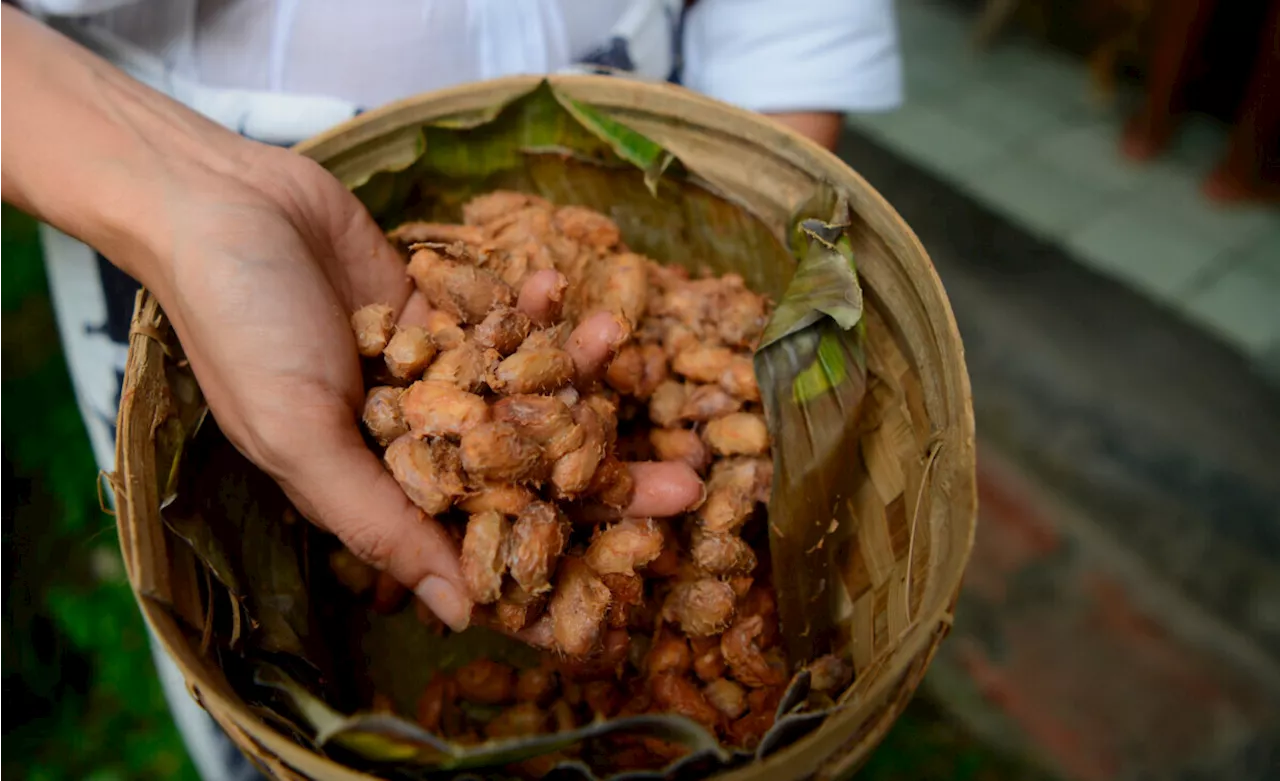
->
xmin=113 ymin=75 xmax=976 ymax=781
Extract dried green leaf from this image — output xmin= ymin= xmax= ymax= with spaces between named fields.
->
xmin=155 ymin=362 xmax=207 ymax=508
xmin=254 ymin=662 xmax=726 ymax=772
xmin=351 ymin=130 xmax=427 ymax=218
xmin=754 ymin=197 xmax=869 ymax=666
xmin=349 ymin=81 xmax=789 ymax=294
xmin=162 ymin=424 xmax=321 ymax=662
xmin=352 ymin=80 xmax=626 ymax=224
xmin=357 ymin=608 xmax=541 ymax=717
xmin=553 ymin=94 xmax=679 ymax=195
xmin=758 ymin=216 xmax=863 ymax=350
xmin=791 ymin=330 xmax=851 ymax=405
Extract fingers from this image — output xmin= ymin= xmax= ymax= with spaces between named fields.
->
xmin=415 ymin=574 xmax=472 ymax=633
xmin=625 ymin=462 xmax=705 ymax=517
xmin=566 ymin=311 xmax=629 ymax=384
xmin=395 ymin=290 xmax=433 ymax=329
xmin=516 ymin=270 xmax=568 ymax=327
xmin=321 ymin=171 xmax=416 ymax=315
xmin=403 ymin=267 xmax=561 ymax=333
xmin=514 ymin=271 xmax=627 ymax=383
xmin=275 ymin=417 xmax=472 ymax=631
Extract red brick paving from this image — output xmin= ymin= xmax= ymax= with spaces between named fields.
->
xmin=931 ymin=447 xmax=1275 ymax=780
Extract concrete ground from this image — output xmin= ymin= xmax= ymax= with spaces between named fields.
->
xmin=852 ymin=0 xmax=1280 ymax=383
xmin=838 ymin=4 xmax=1280 ymax=776
xmin=838 ymin=73 xmax=1280 ymax=778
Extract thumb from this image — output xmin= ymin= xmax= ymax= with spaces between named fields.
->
xmin=309 ymin=166 xmax=416 ymax=313
xmin=274 ymin=416 xmax=472 ymax=631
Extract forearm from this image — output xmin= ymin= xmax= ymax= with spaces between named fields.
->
xmin=1 ymin=7 xmax=245 ymax=285
xmin=765 ymin=112 xmax=842 ymax=151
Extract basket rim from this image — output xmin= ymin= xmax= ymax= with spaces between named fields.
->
xmin=121 ymin=73 xmax=978 ymax=781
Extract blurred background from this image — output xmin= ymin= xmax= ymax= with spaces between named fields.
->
xmin=4 ymin=0 xmax=1278 ymax=778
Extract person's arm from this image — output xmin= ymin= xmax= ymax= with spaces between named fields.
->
xmin=2 ymin=7 xmax=703 ymax=630
xmin=680 ymin=0 xmax=903 ymax=150
xmin=3 ymin=7 xmax=485 ymax=628
xmin=3 ymin=8 xmax=234 ymax=281
xmin=766 ymin=112 xmax=845 ymax=152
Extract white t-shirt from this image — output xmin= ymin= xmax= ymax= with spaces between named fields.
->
xmin=20 ymin=0 xmax=903 ymax=140
xmin=17 ymin=6 xmax=901 ymax=780
xmin=24 ymin=0 xmax=904 ymax=472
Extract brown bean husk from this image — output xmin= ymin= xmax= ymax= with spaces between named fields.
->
xmin=146 ymin=79 xmax=867 ymax=779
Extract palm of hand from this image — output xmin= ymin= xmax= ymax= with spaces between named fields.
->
xmin=163 ymin=164 xmax=386 ymax=471
xmin=154 ymin=150 xmax=443 ymax=586
xmin=145 ymin=147 xmax=702 ymax=632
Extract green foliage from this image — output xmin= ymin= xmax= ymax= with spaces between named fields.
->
xmin=2 ymin=205 xmax=196 ymax=781
xmin=860 ymin=698 xmax=1057 ymax=781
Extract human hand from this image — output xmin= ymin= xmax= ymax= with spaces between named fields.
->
xmin=1 ymin=10 xmax=703 ymax=633
xmin=766 ymin=111 xmax=843 ymax=151
xmin=131 ymin=142 xmax=704 ymax=632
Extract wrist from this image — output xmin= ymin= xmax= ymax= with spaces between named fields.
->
xmin=82 ymin=120 xmax=255 ymax=294
xmin=1 ymin=8 xmax=253 ymax=291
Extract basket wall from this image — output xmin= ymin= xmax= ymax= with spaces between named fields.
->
xmin=113 ymin=75 xmax=976 ymax=781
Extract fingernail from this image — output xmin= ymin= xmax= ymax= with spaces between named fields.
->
xmin=692 ymin=479 xmax=709 ymax=511
xmin=607 ymin=313 xmax=631 ymax=348
xmin=549 ymin=273 xmax=568 ymax=302
xmin=415 ymin=576 xmax=471 ymax=632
